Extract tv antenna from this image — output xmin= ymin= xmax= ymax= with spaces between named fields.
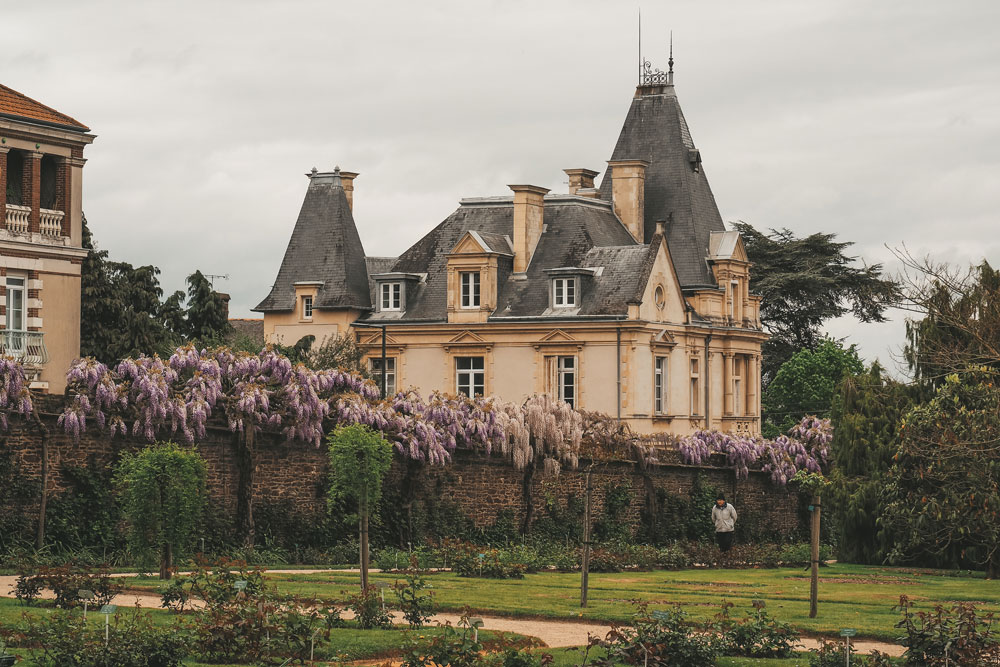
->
xmin=205 ymin=273 xmax=230 ymax=288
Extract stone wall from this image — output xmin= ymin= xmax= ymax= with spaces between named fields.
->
xmin=2 ymin=405 xmax=801 ymax=542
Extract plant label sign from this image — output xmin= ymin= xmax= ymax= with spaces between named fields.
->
xmin=78 ymin=589 xmax=95 ymax=600
xmin=839 ymin=628 xmax=857 ymax=637
xmin=651 ymin=610 xmax=671 ymax=622
xmin=100 ymin=604 xmax=116 ymax=615
xmin=234 ymin=580 xmax=248 ymax=591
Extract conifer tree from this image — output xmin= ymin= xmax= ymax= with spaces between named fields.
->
xmin=828 ymin=364 xmax=921 ymax=564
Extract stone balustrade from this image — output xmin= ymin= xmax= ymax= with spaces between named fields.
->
xmin=39 ymin=208 xmax=64 ymax=237
xmin=5 ymin=204 xmax=30 ymax=233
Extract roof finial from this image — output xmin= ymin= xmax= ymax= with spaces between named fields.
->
xmin=668 ymin=31 xmax=674 ymax=85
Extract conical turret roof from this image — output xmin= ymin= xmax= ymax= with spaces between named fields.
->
xmin=600 ymin=83 xmax=726 ymax=288
xmin=254 ymin=168 xmax=371 ymax=312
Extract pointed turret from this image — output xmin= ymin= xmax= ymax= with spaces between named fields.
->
xmin=600 ymin=65 xmax=726 ymax=289
xmin=254 ymin=167 xmax=371 ymax=313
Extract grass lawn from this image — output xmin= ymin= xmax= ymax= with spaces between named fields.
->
xmin=119 ymin=563 xmax=1000 ymax=642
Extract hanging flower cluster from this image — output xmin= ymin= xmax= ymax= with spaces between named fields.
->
xmin=59 ymin=345 xmax=508 ymax=463
xmin=0 ymin=356 xmax=33 ymax=429
xmin=494 ymin=394 xmax=583 ymax=476
xmin=678 ymin=415 xmax=832 ymax=485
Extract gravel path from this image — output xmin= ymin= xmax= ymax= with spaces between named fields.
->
xmin=0 ymin=573 xmax=904 ymax=656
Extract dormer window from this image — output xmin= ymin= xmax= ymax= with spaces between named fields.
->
xmin=381 ymin=282 xmax=402 ymax=311
xmin=460 ymin=271 xmax=480 ymax=308
xmin=553 ymin=277 xmax=577 ymax=308
xmin=302 ymin=295 xmax=313 ymax=319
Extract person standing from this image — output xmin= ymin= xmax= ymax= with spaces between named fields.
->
xmin=712 ymin=493 xmax=737 ymax=552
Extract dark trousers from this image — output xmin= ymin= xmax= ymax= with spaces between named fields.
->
xmin=716 ymin=531 xmax=734 ymax=552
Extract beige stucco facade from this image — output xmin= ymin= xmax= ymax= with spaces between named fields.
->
xmin=0 ymin=90 xmax=94 ymax=393
xmin=343 ymin=232 xmax=766 ymax=436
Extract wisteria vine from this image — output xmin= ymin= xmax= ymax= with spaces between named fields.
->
xmin=678 ymin=415 xmax=832 ymax=485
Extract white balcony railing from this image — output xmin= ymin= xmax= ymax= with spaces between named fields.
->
xmin=40 ymin=208 xmax=64 ymax=237
xmin=5 ymin=204 xmax=30 ymax=233
xmin=0 ymin=330 xmax=49 ymax=366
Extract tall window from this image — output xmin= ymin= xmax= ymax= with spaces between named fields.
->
xmin=460 ymin=272 xmax=480 ymax=308
xmin=733 ymin=356 xmax=743 ymax=416
xmin=369 ymin=357 xmax=397 ymax=396
xmin=302 ymin=295 xmax=313 ymax=319
xmin=456 ymin=356 xmax=485 ymax=397
xmin=557 ymin=355 xmax=576 ymax=407
xmin=729 ymin=280 xmax=740 ymax=320
xmin=689 ymin=357 xmax=700 ymax=415
xmin=6 ymin=277 xmax=25 ymax=331
xmin=552 ymin=277 xmax=577 ymax=308
xmin=381 ymin=282 xmax=402 ymax=311
xmin=654 ymin=356 xmax=668 ymax=415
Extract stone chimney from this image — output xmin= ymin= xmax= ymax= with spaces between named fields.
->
xmin=340 ymin=170 xmax=359 ymax=211
xmin=608 ymin=159 xmax=650 ymax=243
xmin=509 ymin=184 xmax=549 ymax=273
xmin=217 ymin=292 xmax=231 ymax=321
xmin=564 ymin=168 xmax=599 ymax=196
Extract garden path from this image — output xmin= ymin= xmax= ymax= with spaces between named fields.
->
xmin=0 ymin=572 xmax=904 ymax=656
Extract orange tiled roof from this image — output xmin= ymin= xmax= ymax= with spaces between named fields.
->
xmin=0 ymin=83 xmax=89 ymax=131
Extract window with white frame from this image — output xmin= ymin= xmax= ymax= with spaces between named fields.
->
xmin=455 ymin=356 xmax=485 ymax=397
xmin=689 ymin=357 xmax=700 ymax=415
xmin=369 ymin=357 xmax=397 ymax=395
xmin=302 ymin=295 xmax=313 ymax=319
xmin=460 ymin=272 xmax=480 ymax=308
xmin=556 ymin=355 xmax=576 ymax=408
xmin=5 ymin=277 xmax=25 ymax=332
xmin=654 ymin=356 xmax=668 ymax=415
xmin=552 ymin=277 xmax=577 ymax=308
xmin=380 ymin=282 xmax=402 ymax=311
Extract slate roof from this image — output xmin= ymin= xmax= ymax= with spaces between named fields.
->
xmin=360 ymin=196 xmax=645 ymax=322
xmin=254 ymin=170 xmax=372 ymax=312
xmin=0 ymin=83 xmax=89 ymax=131
xmin=365 ymin=256 xmax=397 ymax=306
xmin=600 ymin=84 xmax=726 ymax=288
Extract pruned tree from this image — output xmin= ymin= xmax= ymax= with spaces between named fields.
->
xmin=327 ymin=424 xmax=393 ymax=590
xmin=114 ymin=442 xmax=207 ymax=579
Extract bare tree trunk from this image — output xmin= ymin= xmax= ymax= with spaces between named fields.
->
xmin=160 ymin=542 xmax=173 ymax=580
xmin=580 ymin=469 xmax=593 ymax=607
xmin=988 ymin=553 xmax=999 ymax=580
xmin=809 ymin=494 xmax=821 ymax=618
xmin=235 ymin=429 xmax=256 ymax=548
xmin=33 ymin=411 xmax=49 ymax=551
xmin=360 ymin=490 xmax=370 ymax=591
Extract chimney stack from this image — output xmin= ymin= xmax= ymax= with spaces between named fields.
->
xmin=509 ymin=184 xmax=549 ymax=273
xmin=564 ymin=168 xmax=600 ymax=196
xmin=608 ymin=159 xmax=650 ymax=243
xmin=340 ymin=170 xmax=359 ymax=211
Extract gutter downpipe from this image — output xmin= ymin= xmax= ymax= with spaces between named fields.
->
xmin=381 ymin=325 xmax=387 ymax=399
xmin=616 ymin=324 xmax=622 ymax=424
xmin=704 ymin=333 xmax=712 ymax=430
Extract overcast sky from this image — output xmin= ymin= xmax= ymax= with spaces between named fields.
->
xmin=6 ymin=0 xmax=999 ymax=374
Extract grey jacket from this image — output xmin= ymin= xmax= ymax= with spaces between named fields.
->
xmin=712 ymin=503 xmax=737 ymax=532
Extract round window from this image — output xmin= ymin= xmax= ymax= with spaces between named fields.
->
xmin=654 ymin=285 xmax=665 ymax=309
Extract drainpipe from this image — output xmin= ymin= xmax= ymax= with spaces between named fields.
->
xmin=380 ymin=326 xmax=387 ymax=399
xmin=704 ymin=333 xmax=712 ymax=430
xmin=616 ymin=325 xmax=622 ymax=424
